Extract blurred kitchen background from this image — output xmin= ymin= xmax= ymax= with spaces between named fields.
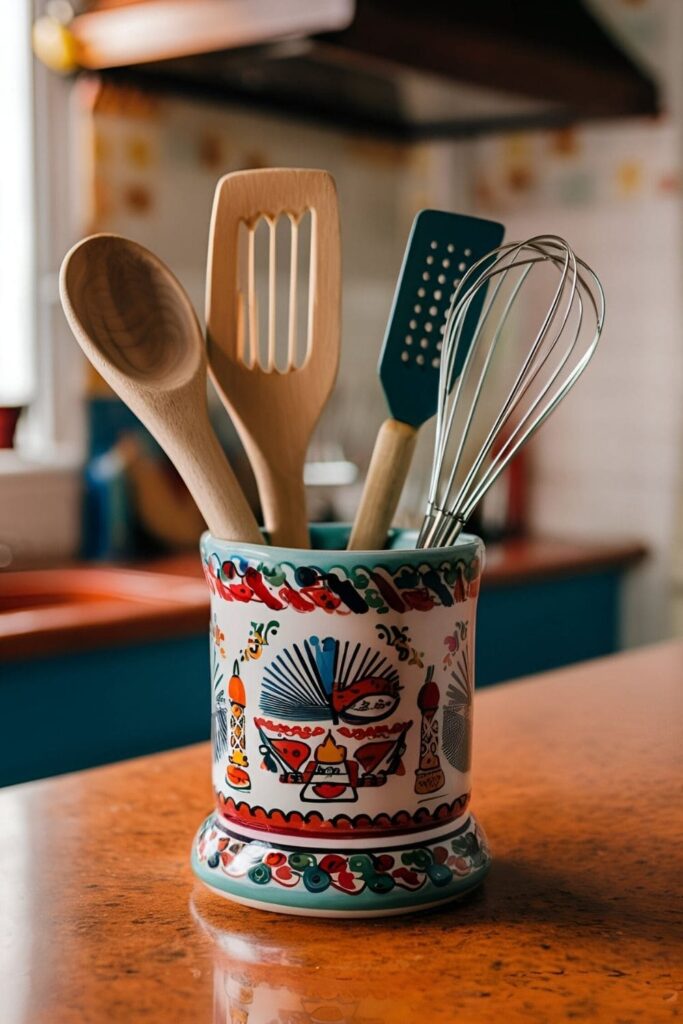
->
xmin=1 ymin=0 xmax=682 ymax=784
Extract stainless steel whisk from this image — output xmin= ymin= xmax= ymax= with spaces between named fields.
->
xmin=417 ymin=235 xmax=606 ymax=549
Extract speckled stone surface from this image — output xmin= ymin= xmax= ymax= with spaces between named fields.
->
xmin=1 ymin=642 xmax=681 ymax=1023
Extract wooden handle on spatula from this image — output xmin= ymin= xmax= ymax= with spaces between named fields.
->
xmin=348 ymin=418 xmax=418 ymax=550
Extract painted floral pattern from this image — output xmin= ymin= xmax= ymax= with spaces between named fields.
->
xmin=442 ymin=620 xmax=467 ymax=669
xmin=196 ymin=816 xmax=488 ymax=898
xmin=202 ymin=549 xmax=481 ymax=616
xmin=375 ymin=623 xmax=424 ymax=667
xmin=241 ymin=619 xmax=279 ymax=662
xmin=211 ymin=613 xmax=226 ymax=659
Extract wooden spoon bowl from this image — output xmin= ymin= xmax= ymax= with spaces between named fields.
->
xmin=61 ymin=235 xmax=198 ymax=388
xmin=60 ymin=234 xmax=262 ymax=544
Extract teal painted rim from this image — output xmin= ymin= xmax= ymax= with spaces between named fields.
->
xmin=201 ymin=523 xmax=483 ymax=571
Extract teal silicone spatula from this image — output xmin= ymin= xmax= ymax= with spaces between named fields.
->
xmin=348 ymin=209 xmax=504 ymax=550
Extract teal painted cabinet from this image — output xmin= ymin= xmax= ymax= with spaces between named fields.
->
xmin=476 ymin=570 xmax=621 ymax=688
xmin=1 ymin=635 xmax=210 ymax=787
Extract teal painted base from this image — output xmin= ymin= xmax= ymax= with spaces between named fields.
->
xmin=191 ymin=812 xmax=490 ymax=917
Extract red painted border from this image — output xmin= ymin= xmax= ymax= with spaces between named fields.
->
xmin=214 ymin=789 xmax=471 ymax=839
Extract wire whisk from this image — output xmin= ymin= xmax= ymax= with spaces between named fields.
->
xmin=417 ymin=235 xmax=606 ymax=549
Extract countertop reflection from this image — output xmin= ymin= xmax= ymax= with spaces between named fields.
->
xmin=191 ymin=892 xmax=403 ymax=1023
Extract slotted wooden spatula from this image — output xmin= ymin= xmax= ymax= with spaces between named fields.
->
xmin=348 ymin=209 xmax=504 ymax=550
xmin=206 ymin=168 xmax=341 ymax=549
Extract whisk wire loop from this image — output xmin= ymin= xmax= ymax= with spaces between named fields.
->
xmin=418 ymin=235 xmax=605 ymax=549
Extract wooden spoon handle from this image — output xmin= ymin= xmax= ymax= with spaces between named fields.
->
xmin=348 ymin=418 xmax=418 ymax=551
xmin=160 ymin=393 xmax=263 ymax=545
xmin=108 ymin=390 xmax=262 ymax=545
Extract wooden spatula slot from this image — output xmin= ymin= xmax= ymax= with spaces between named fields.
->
xmin=235 ymin=210 xmax=313 ymax=373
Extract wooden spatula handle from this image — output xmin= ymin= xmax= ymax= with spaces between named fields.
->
xmin=245 ymin=447 xmax=310 ymax=549
xmin=348 ymin=418 xmax=418 ymax=551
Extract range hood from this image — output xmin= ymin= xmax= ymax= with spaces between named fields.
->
xmin=34 ymin=0 xmax=659 ymax=140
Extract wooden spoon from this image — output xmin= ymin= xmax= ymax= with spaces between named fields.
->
xmin=60 ymin=233 xmax=262 ymax=544
xmin=206 ymin=168 xmax=341 ymax=549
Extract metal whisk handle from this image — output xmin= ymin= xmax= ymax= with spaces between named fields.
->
xmin=417 ymin=506 xmax=467 ymax=548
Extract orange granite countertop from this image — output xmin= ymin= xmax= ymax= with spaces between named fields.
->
xmin=1 ymin=641 xmax=680 ymax=1023
xmin=0 ymin=566 xmax=207 ymax=659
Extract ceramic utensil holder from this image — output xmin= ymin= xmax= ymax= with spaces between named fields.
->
xmin=191 ymin=524 xmax=490 ymax=917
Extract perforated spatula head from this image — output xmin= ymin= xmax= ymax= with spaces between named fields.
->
xmin=379 ymin=209 xmax=505 ymax=427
